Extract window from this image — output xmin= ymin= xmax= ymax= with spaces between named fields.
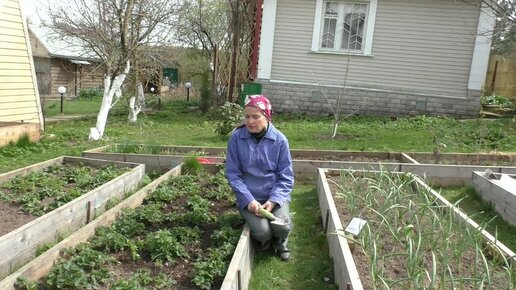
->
xmin=312 ymin=0 xmax=377 ymax=55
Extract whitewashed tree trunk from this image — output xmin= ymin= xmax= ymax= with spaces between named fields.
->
xmin=89 ymin=61 xmax=130 ymax=140
xmin=128 ymin=83 xmax=145 ymax=123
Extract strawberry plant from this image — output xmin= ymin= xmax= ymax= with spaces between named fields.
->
xmin=44 ymin=244 xmax=116 ymax=289
xmin=145 ymin=229 xmax=189 ymax=263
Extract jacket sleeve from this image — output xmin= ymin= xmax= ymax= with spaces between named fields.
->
xmin=225 ymin=133 xmax=255 ymax=209
xmin=268 ymin=138 xmax=294 ymax=205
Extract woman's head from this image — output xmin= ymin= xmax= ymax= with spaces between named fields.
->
xmin=244 ymin=95 xmax=272 ymax=133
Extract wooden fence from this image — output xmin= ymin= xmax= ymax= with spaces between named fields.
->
xmin=485 ymin=52 xmax=516 ymax=100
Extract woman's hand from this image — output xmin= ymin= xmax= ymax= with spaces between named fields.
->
xmin=247 ymin=200 xmax=262 ymax=215
xmin=261 ymin=200 xmax=277 ymax=212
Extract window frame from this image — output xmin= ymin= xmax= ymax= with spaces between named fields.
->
xmin=311 ymin=0 xmax=378 ymax=55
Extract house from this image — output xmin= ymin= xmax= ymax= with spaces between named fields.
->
xmin=256 ymin=0 xmax=496 ymax=117
xmin=28 ymin=25 xmax=103 ymax=99
xmin=0 ymin=0 xmax=44 ymax=146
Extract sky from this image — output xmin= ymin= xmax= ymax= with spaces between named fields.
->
xmin=20 ymin=0 xmax=54 ymax=25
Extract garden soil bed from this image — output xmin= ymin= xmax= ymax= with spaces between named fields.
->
xmin=326 ymin=171 xmax=514 ymax=289
xmin=15 ymin=165 xmax=244 ymax=290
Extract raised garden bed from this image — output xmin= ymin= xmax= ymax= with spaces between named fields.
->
xmin=0 ymin=156 xmax=145 ymax=281
xmin=407 ymin=152 xmax=516 ymax=166
xmin=83 ymin=145 xmax=415 ymax=179
xmin=2 ymin=162 xmax=254 ymax=290
xmin=84 ymin=145 xmax=516 ymax=182
xmin=317 ymin=168 xmax=516 ymax=290
xmin=92 ymin=144 xmax=411 ymax=162
xmin=472 ymin=171 xmax=516 ymax=227
xmin=83 ymin=145 xmax=225 ymax=173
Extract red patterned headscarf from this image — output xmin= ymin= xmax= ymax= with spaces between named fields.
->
xmin=244 ymin=95 xmax=272 ymax=121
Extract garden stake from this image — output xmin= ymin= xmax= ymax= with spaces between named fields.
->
xmin=325 ymin=208 xmax=330 ymax=233
xmin=86 ymin=201 xmax=92 ymax=223
xmin=237 ymin=270 xmax=242 ymax=290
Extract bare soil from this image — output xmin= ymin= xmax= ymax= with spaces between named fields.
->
xmin=0 ymin=202 xmax=36 ymax=236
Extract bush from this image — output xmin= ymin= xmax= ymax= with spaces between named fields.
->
xmin=213 ymin=102 xmax=243 ymax=136
xmin=78 ymin=88 xmax=103 ymax=99
xmin=199 ymin=71 xmax=211 ymax=114
xmin=481 ymin=94 xmax=513 ymax=108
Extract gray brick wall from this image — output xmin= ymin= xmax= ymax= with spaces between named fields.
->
xmin=256 ymin=80 xmax=480 ymax=118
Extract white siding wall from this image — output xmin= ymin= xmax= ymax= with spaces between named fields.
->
xmin=0 ymin=0 xmax=43 ymax=123
xmin=270 ymin=0 xmax=482 ymax=97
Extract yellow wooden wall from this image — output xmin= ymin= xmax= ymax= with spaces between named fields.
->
xmin=485 ymin=53 xmax=516 ymax=101
xmin=0 ymin=0 xmax=43 ymax=126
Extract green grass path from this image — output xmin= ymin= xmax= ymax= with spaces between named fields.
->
xmin=248 ymin=183 xmax=337 ymax=290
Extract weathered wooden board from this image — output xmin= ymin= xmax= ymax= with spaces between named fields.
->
xmin=317 ymin=168 xmax=364 ymax=290
xmin=220 ymin=225 xmax=254 ymax=290
xmin=399 ymin=163 xmax=516 ymax=186
xmin=0 ymin=157 xmax=145 ymax=280
xmin=407 ymin=152 xmax=516 ymax=166
xmin=472 ymin=172 xmax=516 ymax=227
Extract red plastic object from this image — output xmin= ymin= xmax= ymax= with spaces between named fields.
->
xmin=196 ymin=158 xmax=211 ymax=164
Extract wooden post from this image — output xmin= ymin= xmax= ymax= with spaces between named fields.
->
xmin=86 ymin=201 xmax=92 ymax=223
xmin=228 ymin=0 xmax=240 ymax=103
xmin=324 ymin=209 xmax=330 ymax=233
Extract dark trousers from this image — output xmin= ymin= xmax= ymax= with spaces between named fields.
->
xmin=239 ymin=202 xmax=292 ymax=251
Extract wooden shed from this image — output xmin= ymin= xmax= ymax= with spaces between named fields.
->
xmin=0 ymin=0 xmax=44 ymax=146
xmin=28 ymin=26 xmax=104 ymax=100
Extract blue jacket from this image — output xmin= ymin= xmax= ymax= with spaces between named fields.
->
xmin=226 ymin=123 xmax=294 ymax=210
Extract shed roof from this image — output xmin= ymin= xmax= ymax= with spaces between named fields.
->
xmin=28 ymin=25 xmax=99 ymax=62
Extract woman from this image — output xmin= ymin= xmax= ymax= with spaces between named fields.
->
xmin=226 ymin=95 xmax=294 ymax=261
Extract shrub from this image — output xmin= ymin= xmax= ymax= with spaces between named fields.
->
xmin=481 ymin=94 xmax=513 ymax=108
xmin=214 ymin=102 xmax=243 ymax=136
xmin=78 ymin=88 xmax=103 ymax=99
xmin=199 ymin=70 xmax=212 ymax=114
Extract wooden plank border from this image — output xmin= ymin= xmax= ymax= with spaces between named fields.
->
xmin=220 ymin=225 xmax=254 ymax=290
xmin=317 ymin=168 xmax=363 ymax=290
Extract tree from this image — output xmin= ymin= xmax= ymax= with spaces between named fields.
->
xmin=173 ymin=0 xmax=230 ymax=105
xmin=44 ymin=0 xmax=180 ymax=139
xmin=489 ymin=0 xmax=516 ymax=55
xmin=465 ymin=0 xmax=516 ymax=55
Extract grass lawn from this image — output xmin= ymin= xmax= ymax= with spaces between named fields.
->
xmin=438 ymin=186 xmax=516 ymax=253
xmin=249 ymin=184 xmax=336 ymax=290
xmin=1 ymin=99 xmax=515 ymax=289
